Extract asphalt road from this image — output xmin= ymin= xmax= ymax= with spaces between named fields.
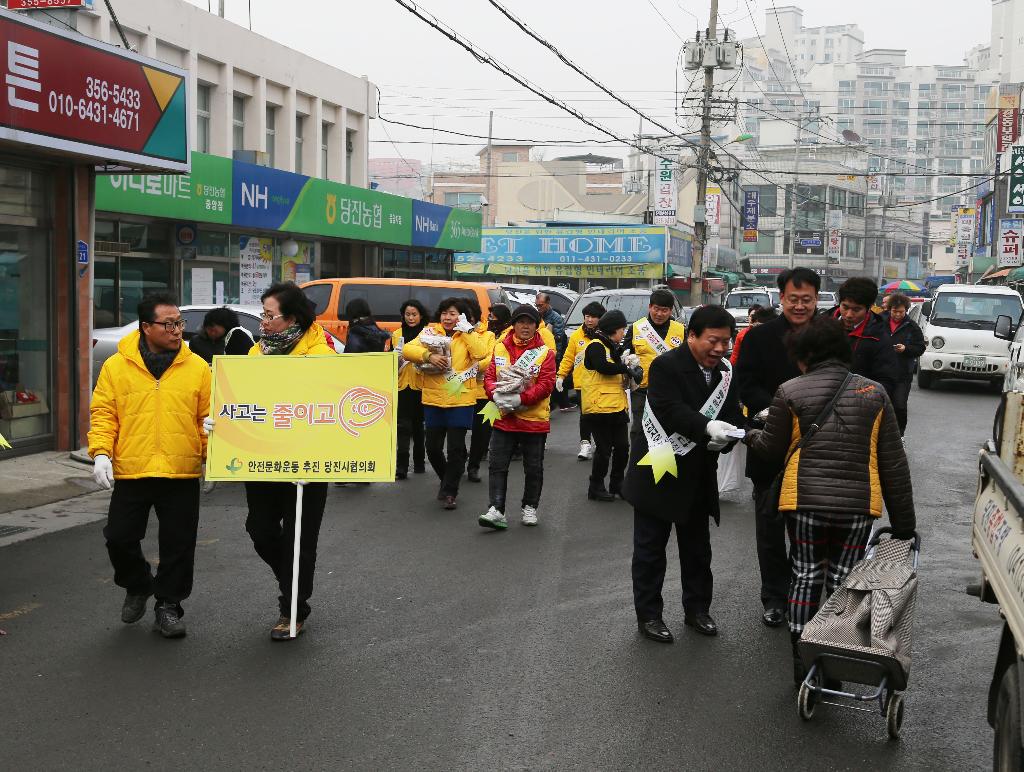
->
xmin=0 ymin=381 xmax=1004 ymax=770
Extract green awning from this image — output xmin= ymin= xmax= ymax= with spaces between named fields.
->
xmin=1009 ymin=267 xmax=1024 ymax=283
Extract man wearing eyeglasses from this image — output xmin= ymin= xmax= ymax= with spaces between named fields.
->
xmin=88 ymin=293 xmax=211 ymax=639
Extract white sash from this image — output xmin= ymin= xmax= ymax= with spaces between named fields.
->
xmin=396 ymin=336 xmax=409 ymax=372
xmin=499 ymin=344 xmax=548 ymax=383
xmin=635 ymin=318 xmax=670 ymax=355
xmin=444 ymin=363 xmax=479 ymax=390
xmin=641 ymin=359 xmax=732 ymax=459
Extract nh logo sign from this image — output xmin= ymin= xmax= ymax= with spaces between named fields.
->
xmin=241 ymin=183 xmax=268 ymax=209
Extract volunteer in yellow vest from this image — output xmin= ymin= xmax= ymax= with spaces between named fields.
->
xmin=622 ymin=288 xmax=685 ymax=444
xmin=392 ymin=299 xmax=429 ymax=480
xmin=557 ymin=300 xmax=605 ymax=461
xmin=88 ymin=293 xmax=211 ymax=639
xmin=466 ymin=298 xmax=502 ymax=483
xmin=582 ymin=309 xmax=642 ymax=502
xmin=403 ymin=296 xmax=490 ymax=510
xmin=478 ymin=304 xmax=557 ymax=530
xmin=203 ymin=282 xmax=337 ymax=641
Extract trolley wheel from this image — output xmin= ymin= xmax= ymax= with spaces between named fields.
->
xmin=886 ymin=692 xmax=905 ymax=740
xmin=798 ymin=681 xmax=816 ymax=721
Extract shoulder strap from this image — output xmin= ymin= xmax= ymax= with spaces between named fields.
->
xmin=781 ymin=370 xmax=854 ymax=469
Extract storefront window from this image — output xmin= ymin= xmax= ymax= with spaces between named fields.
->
xmin=0 ymin=165 xmax=52 ymax=445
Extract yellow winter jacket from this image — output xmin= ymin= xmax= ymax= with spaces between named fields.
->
xmin=392 ymin=328 xmax=423 ymax=392
xmin=402 ymin=323 xmax=490 ymax=408
xmin=88 ymin=330 xmax=211 ymax=479
xmin=630 ymin=318 xmax=686 ymax=389
xmin=247 ymin=323 xmax=336 ymax=357
xmin=558 ymin=326 xmax=590 ymax=379
xmin=581 ymin=340 xmax=628 ymax=414
xmin=471 ymin=322 xmax=497 ymax=402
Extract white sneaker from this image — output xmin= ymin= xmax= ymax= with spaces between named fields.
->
xmin=521 ymin=505 xmax=538 ymax=526
xmin=478 ymin=506 xmax=508 ymax=530
xmin=578 ymin=440 xmax=593 ymax=460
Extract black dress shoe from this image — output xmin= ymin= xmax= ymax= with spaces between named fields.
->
xmin=762 ymin=607 xmax=787 ymax=627
xmin=396 ymin=470 xmax=408 ymax=480
xmin=684 ymin=611 xmax=718 ymax=636
xmin=467 ymin=469 xmax=481 ymax=483
xmin=588 ymin=489 xmax=615 ymax=502
xmin=638 ymin=618 xmax=674 ymax=643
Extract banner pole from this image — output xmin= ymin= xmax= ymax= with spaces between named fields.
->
xmin=289 ymin=482 xmax=304 ymax=638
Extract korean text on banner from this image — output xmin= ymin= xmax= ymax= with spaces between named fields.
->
xmin=955 ymin=207 xmax=976 ymax=267
xmin=1010 ymin=147 xmax=1024 ymax=214
xmin=205 ymin=354 xmax=398 ymax=482
xmin=706 ymin=186 xmax=721 ymax=237
xmin=999 ymin=219 xmax=1024 ymax=268
xmin=653 ymin=157 xmax=676 ymax=225
xmin=742 ymin=190 xmax=759 ymax=243
xmin=238 ymin=236 xmax=273 ymax=305
xmin=999 ymin=95 xmax=1021 ymax=154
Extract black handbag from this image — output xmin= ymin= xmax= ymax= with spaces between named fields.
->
xmin=764 ymin=371 xmax=854 ymax=522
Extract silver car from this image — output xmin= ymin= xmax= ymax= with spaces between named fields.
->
xmin=91 ymin=304 xmax=343 ymax=386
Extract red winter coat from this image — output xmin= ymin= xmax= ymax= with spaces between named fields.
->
xmin=484 ymin=329 xmax=556 ymax=433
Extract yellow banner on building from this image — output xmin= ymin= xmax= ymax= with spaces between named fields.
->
xmin=454 ymin=262 xmax=664 ymax=279
xmin=205 ymin=354 xmax=397 ymax=482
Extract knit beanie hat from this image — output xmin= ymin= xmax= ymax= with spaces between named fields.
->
xmin=597 ymin=309 xmax=628 ymax=334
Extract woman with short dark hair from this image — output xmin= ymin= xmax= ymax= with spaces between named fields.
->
xmin=188 ymin=306 xmax=240 ymax=364
xmin=883 ymin=293 xmax=926 ymax=437
xmin=745 ymin=316 xmax=916 ymax=684
xmin=393 ymin=299 xmax=429 ymax=479
xmin=343 ymin=297 xmax=390 ymax=353
xmin=402 ymin=296 xmax=490 ymax=509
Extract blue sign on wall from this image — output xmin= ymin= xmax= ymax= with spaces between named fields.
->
xmin=457 ymin=227 xmax=667 ymax=265
xmin=232 ymin=160 xmax=310 ymax=230
xmin=411 ymin=200 xmax=451 ymax=247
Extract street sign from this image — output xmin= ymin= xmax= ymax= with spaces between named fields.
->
xmin=8 ymin=1 xmax=91 ymax=8
xmin=999 ymin=219 xmax=1024 ymax=267
xmin=795 ymin=230 xmax=825 ymax=255
xmin=1010 ymin=146 xmax=1024 ymax=214
xmin=652 ymin=157 xmax=676 ymax=225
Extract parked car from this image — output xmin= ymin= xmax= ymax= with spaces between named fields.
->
xmin=497 ymin=284 xmax=579 ymax=315
xmin=723 ymin=288 xmax=776 ymax=329
xmin=818 ymin=291 xmax=838 ymax=308
xmin=564 ymin=288 xmax=684 ymax=337
xmin=301 ymin=277 xmax=506 ymax=342
xmin=918 ymin=284 xmax=1023 ymax=390
xmin=91 ymin=304 xmax=343 ymax=386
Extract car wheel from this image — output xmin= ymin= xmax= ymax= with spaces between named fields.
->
xmin=917 ymin=371 xmax=935 ymax=390
xmin=994 ymin=662 xmax=1023 ymax=771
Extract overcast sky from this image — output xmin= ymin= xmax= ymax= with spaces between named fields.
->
xmin=186 ymin=0 xmax=992 ymax=169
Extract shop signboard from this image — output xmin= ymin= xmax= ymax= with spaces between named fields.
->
xmin=411 ymin=199 xmax=481 ymax=252
xmin=8 ymin=1 xmax=92 ymax=8
xmin=998 ymin=94 xmax=1021 ymax=154
xmin=998 ymin=219 xmax=1024 ymax=268
xmin=281 ymin=176 xmax=410 ymax=246
xmin=455 ymin=226 xmax=666 ymax=278
xmin=706 ymin=185 xmax=721 ymax=237
xmin=233 ymin=160 xmax=310 ymax=231
xmin=794 ymin=230 xmax=825 ymax=256
xmin=95 ymin=151 xmax=231 ymax=223
xmin=826 ymin=209 xmax=842 ymax=264
xmin=652 ymin=157 xmax=676 ymax=225
xmin=955 ymin=207 xmax=976 ymax=267
xmin=1010 ymin=146 xmax=1024 ymax=214
xmin=0 ymin=8 xmax=188 ymax=170
xmin=238 ymin=236 xmax=273 ymax=305
xmin=742 ymin=190 xmax=759 ymax=243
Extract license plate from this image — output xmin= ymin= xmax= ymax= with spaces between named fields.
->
xmin=964 ymin=355 xmax=987 ymax=368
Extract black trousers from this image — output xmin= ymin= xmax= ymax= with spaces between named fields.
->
xmin=632 ymin=507 xmax=713 ymax=620
xmin=629 ymin=388 xmax=647 ymax=445
xmin=103 ymin=478 xmax=201 ymax=614
xmin=579 ymin=410 xmax=593 ymax=442
xmin=891 ymin=379 xmax=911 ymax=435
xmin=488 ymin=428 xmax=546 ymax=512
xmin=244 ymin=481 xmax=329 ymax=621
xmin=426 ymin=426 xmax=468 ymax=497
xmin=753 ymin=481 xmax=791 ymax=610
xmin=396 ymin=387 xmax=425 ymax=473
xmin=589 ymin=410 xmax=629 ymax=492
xmin=468 ymin=398 xmax=492 ymax=474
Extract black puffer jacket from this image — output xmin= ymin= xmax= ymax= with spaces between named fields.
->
xmin=745 ymin=360 xmax=915 ymax=532
xmin=883 ymin=312 xmax=926 ymax=381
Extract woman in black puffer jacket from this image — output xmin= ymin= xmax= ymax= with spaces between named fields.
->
xmin=882 ymin=293 xmax=926 ymax=436
xmin=745 ymin=317 xmax=915 ymax=684
xmin=343 ymin=298 xmax=390 ymax=353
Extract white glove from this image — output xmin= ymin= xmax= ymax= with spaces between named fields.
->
xmin=495 ymin=393 xmax=522 ymax=412
xmin=707 ymin=438 xmax=728 ymax=452
xmin=93 ymin=454 xmax=114 ymax=489
xmin=705 ymin=420 xmax=738 ymax=445
xmin=555 ymin=377 xmax=565 ymax=392
xmin=454 ymin=314 xmax=475 ymax=334
xmin=622 ymin=353 xmax=641 ymax=369
xmin=203 ymin=415 xmax=215 ymax=435
xmin=294 ymin=480 xmax=308 ymax=487
xmin=754 ymin=408 xmax=769 ymax=423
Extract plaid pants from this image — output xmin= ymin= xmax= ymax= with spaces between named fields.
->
xmin=785 ymin=510 xmax=874 ymax=633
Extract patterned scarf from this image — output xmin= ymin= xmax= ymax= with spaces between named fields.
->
xmin=138 ymin=335 xmax=178 ymax=380
xmin=258 ymin=323 xmax=305 ymax=356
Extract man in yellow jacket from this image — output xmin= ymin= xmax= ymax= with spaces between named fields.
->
xmin=88 ymin=293 xmax=211 ymax=639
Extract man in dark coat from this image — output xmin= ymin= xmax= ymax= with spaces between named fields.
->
xmin=623 ymin=305 xmax=743 ymax=643
xmin=829 ymin=277 xmax=899 ymax=397
xmin=734 ymin=266 xmax=820 ymax=628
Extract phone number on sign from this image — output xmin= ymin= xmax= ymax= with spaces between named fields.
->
xmin=48 ymin=92 xmax=139 ymax=131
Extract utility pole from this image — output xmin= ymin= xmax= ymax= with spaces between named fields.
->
xmin=485 ymin=110 xmax=494 ymax=227
xmin=689 ymin=0 xmax=719 ymax=307
xmin=875 ymin=158 xmax=890 ymax=287
xmin=786 ymin=110 xmax=817 ymax=270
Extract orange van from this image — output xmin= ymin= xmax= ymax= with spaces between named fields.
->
xmin=300 ymin=277 xmax=506 ymax=341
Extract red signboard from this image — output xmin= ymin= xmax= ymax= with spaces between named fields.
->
xmin=998 ymin=95 xmax=1020 ymax=154
xmin=8 ymin=1 xmax=91 ymax=9
xmin=0 ymin=8 xmax=187 ymax=171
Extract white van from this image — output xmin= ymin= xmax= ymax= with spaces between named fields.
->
xmin=917 ymin=284 xmax=1023 ymax=390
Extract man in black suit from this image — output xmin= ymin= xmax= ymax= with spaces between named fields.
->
xmin=623 ymin=305 xmax=744 ymax=643
xmin=734 ymin=267 xmax=820 ymax=628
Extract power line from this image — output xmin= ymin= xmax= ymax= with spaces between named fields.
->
xmin=768 ymin=3 xmax=807 ymax=101
xmin=103 ymin=0 xmax=133 ymax=50
xmin=645 ymin=0 xmax=685 ymax=41
xmin=379 ymin=115 xmax=622 ymax=145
